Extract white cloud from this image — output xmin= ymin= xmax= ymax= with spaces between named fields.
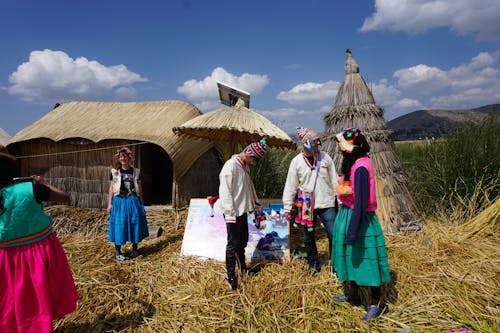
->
xmin=447 ymin=52 xmax=499 ymax=90
xmin=114 ymin=86 xmax=137 ymax=99
xmin=364 ymin=79 xmax=422 ymax=114
xmin=360 ymin=0 xmax=500 ymax=40
xmin=194 ymin=99 xmax=221 ymax=112
xmin=177 ymin=67 xmax=269 ymax=99
xmin=7 ymin=49 xmax=147 ymax=102
xmin=276 ymin=80 xmax=341 ymax=105
xmin=391 ymin=51 xmax=500 ymax=110
xmin=430 ymin=87 xmax=500 ymax=108
xmin=393 ymin=98 xmax=422 ymax=109
xmin=393 ymin=64 xmax=449 ymax=93
xmin=371 ymin=80 xmax=401 ymax=106
xmin=259 ymin=106 xmax=330 ymax=133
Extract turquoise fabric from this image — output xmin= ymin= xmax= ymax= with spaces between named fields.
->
xmin=108 ymin=195 xmax=149 ymax=245
xmin=0 ymin=182 xmax=52 ymax=246
xmin=331 ymin=205 xmax=391 ymax=286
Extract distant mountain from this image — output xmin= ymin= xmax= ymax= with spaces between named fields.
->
xmin=388 ymin=104 xmax=500 ymax=141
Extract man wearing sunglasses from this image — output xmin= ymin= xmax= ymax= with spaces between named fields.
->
xmin=282 ymin=126 xmax=338 ymax=273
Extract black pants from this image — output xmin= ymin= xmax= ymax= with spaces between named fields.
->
xmin=226 ymin=213 xmax=248 ymax=279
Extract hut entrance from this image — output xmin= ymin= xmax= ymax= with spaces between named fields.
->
xmin=138 ymin=143 xmax=173 ymax=205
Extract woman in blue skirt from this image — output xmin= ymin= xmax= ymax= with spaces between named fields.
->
xmin=331 ymin=128 xmax=391 ymax=321
xmin=107 ymin=147 xmax=149 ymax=261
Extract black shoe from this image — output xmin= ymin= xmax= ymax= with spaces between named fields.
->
xmin=242 ymin=266 xmax=260 ymax=276
xmin=226 ymin=277 xmax=238 ymax=290
xmin=308 ymin=267 xmax=321 ymax=275
xmin=362 ymin=305 xmax=383 ymax=321
xmin=129 ymin=250 xmax=141 ymax=259
xmin=308 ymin=264 xmax=321 ymax=275
xmin=332 ymin=292 xmax=361 ymax=306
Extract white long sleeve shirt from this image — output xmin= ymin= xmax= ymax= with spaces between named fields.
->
xmin=218 ymin=155 xmax=258 ymax=222
xmin=282 ymin=151 xmax=338 ymax=212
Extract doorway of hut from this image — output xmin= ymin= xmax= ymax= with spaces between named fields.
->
xmin=138 ymin=143 xmax=173 ymax=206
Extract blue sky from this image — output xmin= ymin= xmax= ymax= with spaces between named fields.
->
xmin=1 ymin=0 xmax=499 ymax=137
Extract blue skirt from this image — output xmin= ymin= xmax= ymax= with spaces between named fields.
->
xmin=331 ymin=205 xmax=391 ymax=286
xmin=109 ymin=195 xmax=149 ymax=245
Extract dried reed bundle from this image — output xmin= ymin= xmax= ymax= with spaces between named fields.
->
xmin=458 ymin=197 xmax=500 ymax=239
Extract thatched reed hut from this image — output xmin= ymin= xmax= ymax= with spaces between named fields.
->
xmin=322 ymin=49 xmax=422 ymax=232
xmin=7 ymin=100 xmax=222 ymax=209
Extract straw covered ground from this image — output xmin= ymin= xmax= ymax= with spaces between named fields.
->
xmin=48 ymin=202 xmax=499 ymax=333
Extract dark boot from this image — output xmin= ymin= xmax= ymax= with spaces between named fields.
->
xmin=226 ymin=276 xmax=238 ymax=290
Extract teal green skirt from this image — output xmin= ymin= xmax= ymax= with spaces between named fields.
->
xmin=331 ymin=205 xmax=391 ymax=286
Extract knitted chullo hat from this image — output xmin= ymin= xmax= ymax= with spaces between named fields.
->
xmin=243 ymin=137 xmax=267 ymax=160
xmin=335 ymin=127 xmax=369 ymax=154
xmin=335 ymin=128 xmax=370 ymax=179
xmin=296 ymin=126 xmax=319 ymax=151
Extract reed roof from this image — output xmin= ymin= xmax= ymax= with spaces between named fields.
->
xmin=173 ymin=99 xmax=296 ymax=150
xmin=8 ymin=100 xmax=214 ymax=178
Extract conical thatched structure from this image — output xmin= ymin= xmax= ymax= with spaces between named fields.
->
xmin=322 ymin=49 xmax=422 ymax=232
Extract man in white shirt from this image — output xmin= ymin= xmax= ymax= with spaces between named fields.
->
xmin=283 ymin=126 xmax=338 ymax=273
xmin=219 ymin=138 xmax=267 ymax=290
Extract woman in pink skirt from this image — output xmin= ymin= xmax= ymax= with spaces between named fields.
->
xmin=0 ymin=152 xmax=78 ymax=333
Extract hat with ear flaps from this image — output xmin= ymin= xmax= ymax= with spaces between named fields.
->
xmin=335 ymin=128 xmax=370 ymax=182
xmin=243 ymin=137 xmax=268 ymax=160
xmin=296 ymin=126 xmax=320 ymax=151
xmin=335 ymin=127 xmax=370 ymax=154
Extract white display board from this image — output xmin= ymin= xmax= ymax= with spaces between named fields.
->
xmin=180 ymin=198 xmax=290 ymax=262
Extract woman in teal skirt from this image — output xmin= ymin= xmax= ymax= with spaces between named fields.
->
xmin=331 ymin=128 xmax=391 ymax=321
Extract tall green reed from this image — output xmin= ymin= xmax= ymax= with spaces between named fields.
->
xmin=397 ymin=116 xmax=500 ymax=221
xmin=250 ymin=147 xmax=299 ymax=198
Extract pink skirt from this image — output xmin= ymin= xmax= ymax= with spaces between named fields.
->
xmin=0 ymin=233 xmax=79 ymax=333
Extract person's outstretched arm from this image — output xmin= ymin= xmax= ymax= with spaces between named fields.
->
xmin=32 ymin=175 xmax=70 ymax=203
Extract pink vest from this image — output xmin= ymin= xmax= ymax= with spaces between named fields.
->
xmin=337 ymin=156 xmax=377 ymax=211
